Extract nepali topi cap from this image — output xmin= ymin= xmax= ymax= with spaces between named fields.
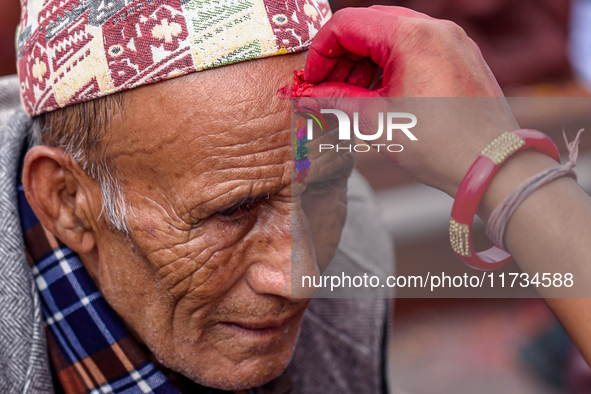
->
xmin=16 ymin=0 xmax=331 ymax=116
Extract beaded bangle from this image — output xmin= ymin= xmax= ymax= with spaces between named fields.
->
xmin=450 ymin=129 xmax=560 ymax=270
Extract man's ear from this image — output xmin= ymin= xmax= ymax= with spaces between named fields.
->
xmin=22 ymin=146 xmax=99 ymax=254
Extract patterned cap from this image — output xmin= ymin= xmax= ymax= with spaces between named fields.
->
xmin=16 ymin=0 xmax=331 ymax=116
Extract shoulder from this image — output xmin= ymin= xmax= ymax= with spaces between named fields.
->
xmin=0 ymin=74 xmax=24 ymax=130
xmin=0 ymin=74 xmax=30 ymax=159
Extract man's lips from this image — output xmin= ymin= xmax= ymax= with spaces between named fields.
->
xmin=217 ymin=308 xmax=305 ymax=337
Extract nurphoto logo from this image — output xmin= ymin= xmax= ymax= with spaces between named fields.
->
xmin=300 ymin=107 xmax=418 ymax=153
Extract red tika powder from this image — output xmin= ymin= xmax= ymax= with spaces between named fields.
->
xmin=291 ymin=69 xmax=313 ymax=97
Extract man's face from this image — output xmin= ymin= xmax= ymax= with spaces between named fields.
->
xmin=84 ymin=53 xmax=352 ymax=389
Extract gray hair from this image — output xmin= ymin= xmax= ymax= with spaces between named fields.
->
xmin=29 ymin=94 xmax=131 ymax=234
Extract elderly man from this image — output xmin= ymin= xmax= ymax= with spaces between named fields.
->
xmin=1 ymin=0 xmax=395 ymax=393
xmin=11 ymin=1 xmax=589 ymax=393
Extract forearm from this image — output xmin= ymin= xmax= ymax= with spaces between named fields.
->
xmin=480 ymin=150 xmax=591 ymax=362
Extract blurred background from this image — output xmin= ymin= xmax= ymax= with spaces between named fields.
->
xmin=2 ymin=0 xmax=591 ymax=392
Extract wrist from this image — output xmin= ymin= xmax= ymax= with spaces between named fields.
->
xmin=478 ymin=150 xmax=559 ymax=222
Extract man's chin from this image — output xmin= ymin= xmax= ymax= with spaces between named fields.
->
xmin=176 ymin=338 xmax=298 ymax=391
xmin=189 ymin=356 xmax=292 ymax=391
xmin=165 ymin=310 xmax=305 ymax=390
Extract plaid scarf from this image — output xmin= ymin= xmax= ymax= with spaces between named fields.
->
xmin=17 ymin=161 xmax=189 ymax=394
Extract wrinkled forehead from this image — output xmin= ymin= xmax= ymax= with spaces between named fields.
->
xmin=106 ymin=53 xmax=306 ymax=194
xmin=116 ymin=53 xmax=304 ymax=148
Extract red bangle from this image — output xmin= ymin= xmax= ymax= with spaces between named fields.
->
xmin=450 ymin=129 xmax=560 ymax=270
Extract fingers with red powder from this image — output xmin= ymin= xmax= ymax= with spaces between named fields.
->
xmin=303 ymin=6 xmax=460 ymax=98
xmin=304 ymin=7 xmax=432 ymax=84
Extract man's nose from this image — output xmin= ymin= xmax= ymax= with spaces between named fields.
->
xmin=245 ymin=204 xmax=319 ymax=300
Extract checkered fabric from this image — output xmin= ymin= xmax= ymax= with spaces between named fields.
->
xmin=16 ymin=0 xmax=331 ymax=116
xmin=17 ymin=177 xmax=185 ymax=393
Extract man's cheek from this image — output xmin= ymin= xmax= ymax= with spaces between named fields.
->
xmin=130 ymin=219 xmax=255 ymax=296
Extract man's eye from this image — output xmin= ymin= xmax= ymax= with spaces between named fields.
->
xmin=216 ymin=198 xmax=259 ymax=219
xmin=218 ymin=204 xmax=251 ymax=217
